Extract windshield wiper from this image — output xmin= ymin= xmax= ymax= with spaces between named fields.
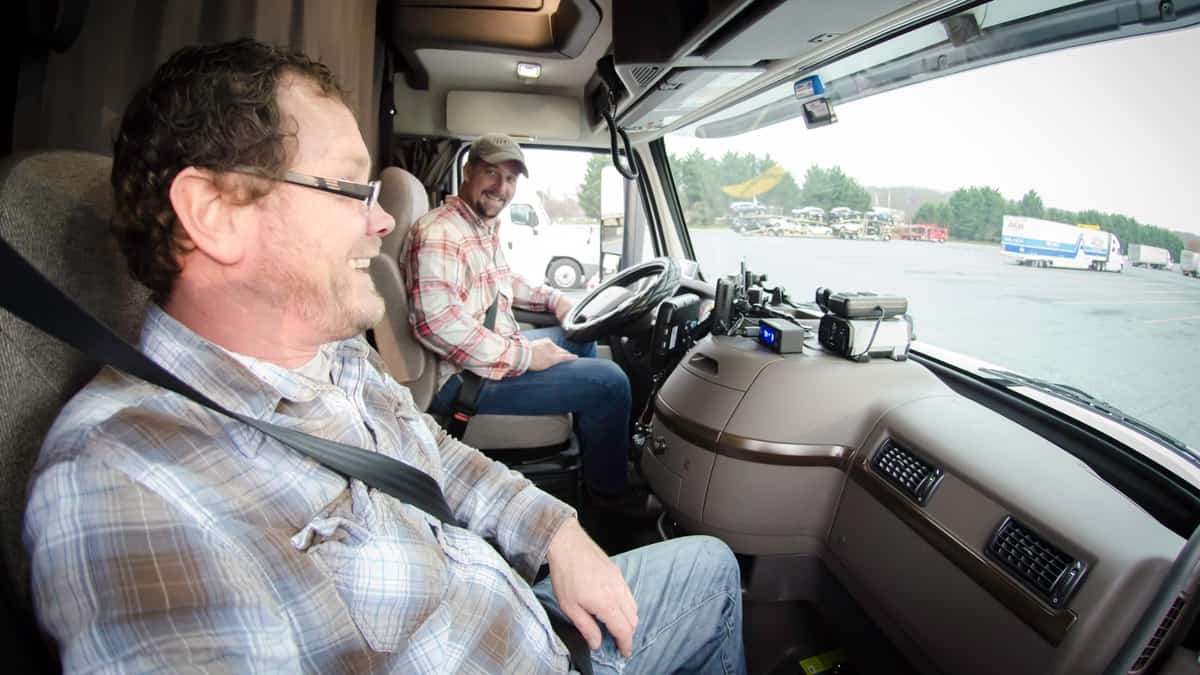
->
xmin=979 ymin=368 xmax=1192 ymax=455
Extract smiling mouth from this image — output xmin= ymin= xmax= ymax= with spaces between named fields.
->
xmin=349 ymin=257 xmax=373 ymax=270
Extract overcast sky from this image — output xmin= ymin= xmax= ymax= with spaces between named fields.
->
xmin=525 ymin=24 xmax=1200 ymax=235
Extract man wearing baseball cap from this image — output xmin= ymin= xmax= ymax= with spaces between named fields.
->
xmin=468 ymin=132 xmax=530 ymax=176
xmin=402 ymin=133 xmax=653 ymax=516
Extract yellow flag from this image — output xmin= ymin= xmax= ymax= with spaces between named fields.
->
xmin=720 ymin=165 xmax=786 ymax=199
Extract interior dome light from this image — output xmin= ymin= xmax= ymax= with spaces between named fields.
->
xmin=516 ymin=62 xmax=542 ymax=81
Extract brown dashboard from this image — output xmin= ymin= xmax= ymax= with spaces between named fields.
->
xmin=641 ymin=332 xmax=1183 ymax=675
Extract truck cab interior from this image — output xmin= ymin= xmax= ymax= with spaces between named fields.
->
xmin=3 ymin=1 xmax=1200 ymax=674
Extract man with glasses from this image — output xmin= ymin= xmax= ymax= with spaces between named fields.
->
xmin=24 ymin=39 xmax=745 ymax=674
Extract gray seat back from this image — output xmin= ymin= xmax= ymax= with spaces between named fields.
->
xmin=0 ymin=150 xmax=150 ymax=666
xmin=371 ymin=167 xmax=440 ymax=409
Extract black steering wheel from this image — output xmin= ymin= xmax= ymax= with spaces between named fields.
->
xmin=1102 ymin=522 xmax=1200 ymax=674
xmin=563 ymin=258 xmax=681 ymax=342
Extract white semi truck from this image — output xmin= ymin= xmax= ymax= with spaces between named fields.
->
xmin=498 ymin=181 xmax=600 ymax=289
xmin=1181 ymin=249 xmax=1199 ymax=278
xmin=1128 ymin=243 xmax=1171 ymax=270
xmin=1000 ymin=215 xmax=1124 ymax=271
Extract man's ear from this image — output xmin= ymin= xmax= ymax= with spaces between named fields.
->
xmin=168 ymin=167 xmax=247 ymax=266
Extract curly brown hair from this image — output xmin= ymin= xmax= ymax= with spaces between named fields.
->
xmin=110 ymin=38 xmax=347 ymax=303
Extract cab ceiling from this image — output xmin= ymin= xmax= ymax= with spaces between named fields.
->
xmin=383 ymin=0 xmax=919 ymax=93
xmin=384 ymin=0 xmax=612 ymax=143
xmin=383 ymin=0 xmax=935 ymax=141
xmin=383 ymin=0 xmax=605 ymax=90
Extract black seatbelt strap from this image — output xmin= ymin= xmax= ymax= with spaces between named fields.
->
xmin=0 ymin=237 xmax=458 ymax=524
xmin=446 ymin=294 xmax=499 ymax=439
xmin=0 ymin=236 xmax=593 ymax=674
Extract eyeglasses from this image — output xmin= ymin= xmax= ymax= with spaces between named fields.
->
xmin=281 ymin=171 xmax=381 ymax=211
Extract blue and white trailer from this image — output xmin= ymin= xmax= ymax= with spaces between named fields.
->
xmin=1001 ymin=215 xmax=1124 ymax=272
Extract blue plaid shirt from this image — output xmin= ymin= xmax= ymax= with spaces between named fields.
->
xmin=25 ymin=305 xmax=576 ymax=673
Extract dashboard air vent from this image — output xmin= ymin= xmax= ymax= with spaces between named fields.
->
xmin=1130 ymin=595 xmax=1186 ymax=673
xmin=631 ymin=65 xmax=662 ymax=87
xmin=871 ymin=439 xmax=943 ymax=505
xmin=986 ymin=516 xmax=1086 ymax=608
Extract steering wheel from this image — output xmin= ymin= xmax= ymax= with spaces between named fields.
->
xmin=562 ymin=258 xmax=681 ymax=342
xmin=1102 ymin=522 xmax=1200 ymax=674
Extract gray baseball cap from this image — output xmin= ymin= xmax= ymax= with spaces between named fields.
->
xmin=467 ymin=133 xmax=528 ymax=177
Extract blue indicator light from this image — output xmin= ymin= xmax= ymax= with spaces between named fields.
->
xmin=762 ymin=326 xmax=776 ymax=345
xmin=793 ymin=75 xmax=825 ymax=100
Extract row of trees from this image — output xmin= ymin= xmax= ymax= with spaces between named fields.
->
xmin=577 ymin=150 xmax=1186 ymax=258
xmin=667 ymin=150 xmax=800 ymax=225
xmin=913 ymin=188 xmax=1185 ymax=259
xmin=579 ymin=151 xmax=871 ymax=224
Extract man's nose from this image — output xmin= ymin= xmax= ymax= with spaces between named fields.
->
xmin=368 ymin=201 xmax=395 ymax=238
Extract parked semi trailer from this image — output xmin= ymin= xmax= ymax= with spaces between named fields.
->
xmin=1000 ymin=215 xmax=1123 ymax=271
xmin=1129 ymin=244 xmax=1171 ymax=270
xmin=1181 ymin=249 xmax=1199 ymax=277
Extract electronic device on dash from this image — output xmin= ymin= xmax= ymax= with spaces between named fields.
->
xmin=652 ymin=293 xmax=702 ymax=367
xmin=713 ymin=261 xmax=772 ymax=335
xmin=713 ymin=274 xmax=736 ymax=333
xmin=757 ymin=318 xmax=805 ymax=354
xmin=818 ymin=314 xmax=912 ymax=362
xmin=816 ymin=289 xmax=908 ymax=319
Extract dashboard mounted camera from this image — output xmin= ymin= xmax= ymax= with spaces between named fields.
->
xmin=793 ymin=74 xmax=837 ymax=129
xmin=800 ymin=98 xmax=837 ymax=129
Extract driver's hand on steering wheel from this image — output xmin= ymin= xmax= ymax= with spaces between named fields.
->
xmin=553 ymin=294 xmax=575 ymax=325
xmin=528 ymin=338 xmax=577 ymax=371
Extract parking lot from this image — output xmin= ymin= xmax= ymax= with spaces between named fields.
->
xmin=690 ymin=229 xmax=1200 ymax=452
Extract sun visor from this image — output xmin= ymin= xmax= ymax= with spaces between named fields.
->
xmin=445 ymin=90 xmax=582 ymax=140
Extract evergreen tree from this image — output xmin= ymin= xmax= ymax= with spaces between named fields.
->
xmin=576 ymin=154 xmax=611 ymax=219
xmin=798 ymin=165 xmax=871 ymax=212
xmin=948 ymin=187 xmax=1005 ymax=240
xmin=1016 ymin=190 xmax=1044 ymax=218
xmin=760 ymin=170 xmax=801 ymax=211
xmin=913 ymin=201 xmax=952 ymax=226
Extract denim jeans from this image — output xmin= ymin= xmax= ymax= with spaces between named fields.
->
xmin=533 ymin=535 xmax=747 ymax=674
xmin=430 ymin=327 xmax=632 ymax=493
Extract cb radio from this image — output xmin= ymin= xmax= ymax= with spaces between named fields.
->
xmin=815 ymin=288 xmax=912 ymax=362
xmin=815 ymin=288 xmax=908 ymax=319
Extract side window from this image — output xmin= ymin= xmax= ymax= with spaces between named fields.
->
xmin=455 ymin=147 xmax=653 ymax=299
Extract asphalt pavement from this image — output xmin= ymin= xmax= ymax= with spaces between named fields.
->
xmin=689 ymin=229 xmax=1200 ymax=452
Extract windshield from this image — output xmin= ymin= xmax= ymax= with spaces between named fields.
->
xmin=665 ymin=5 xmax=1200 ymax=452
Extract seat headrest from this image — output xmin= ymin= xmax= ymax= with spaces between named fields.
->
xmin=378 ymin=167 xmax=428 ymax=260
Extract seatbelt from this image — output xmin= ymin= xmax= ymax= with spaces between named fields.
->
xmin=446 ymin=294 xmax=499 ymax=439
xmin=0 ymin=236 xmax=593 ymax=675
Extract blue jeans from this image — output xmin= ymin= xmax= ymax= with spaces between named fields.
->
xmin=533 ymin=535 xmax=747 ymax=674
xmin=430 ymin=327 xmax=632 ymax=493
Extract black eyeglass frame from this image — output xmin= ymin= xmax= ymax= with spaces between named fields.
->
xmin=280 ymin=171 xmax=381 ymax=210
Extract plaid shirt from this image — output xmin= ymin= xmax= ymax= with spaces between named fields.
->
xmin=24 ymin=304 xmax=576 ymax=673
xmin=402 ymin=196 xmax=562 ymax=387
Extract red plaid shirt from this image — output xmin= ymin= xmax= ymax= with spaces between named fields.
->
xmin=402 ymin=196 xmax=562 ymax=385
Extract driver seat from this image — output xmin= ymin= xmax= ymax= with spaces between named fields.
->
xmin=369 ymin=168 xmax=581 ymax=501
xmin=0 ymin=150 xmax=152 ymax=672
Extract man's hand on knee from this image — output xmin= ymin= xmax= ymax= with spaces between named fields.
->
xmin=529 ymin=338 xmax=577 ymax=371
xmin=546 ymin=518 xmax=638 ymax=657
